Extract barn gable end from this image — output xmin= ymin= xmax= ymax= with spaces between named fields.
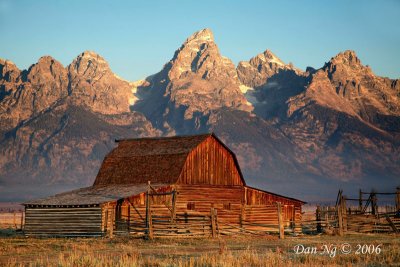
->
xmin=177 ymin=135 xmax=245 ymax=186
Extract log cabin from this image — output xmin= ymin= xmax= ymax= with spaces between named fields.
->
xmin=23 ymin=133 xmax=305 ymax=237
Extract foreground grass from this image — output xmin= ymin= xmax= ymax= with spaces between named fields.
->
xmin=0 ymin=231 xmax=399 ymax=266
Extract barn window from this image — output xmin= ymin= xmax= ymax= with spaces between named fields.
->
xmin=223 ymin=203 xmax=231 ymax=210
xmin=187 ymin=202 xmax=195 ymax=210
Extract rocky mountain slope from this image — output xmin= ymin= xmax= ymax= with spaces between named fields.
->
xmin=236 ymin=47 xmax=400 ymax=194
xmin=0 ymin=53 xmax=159 ymax=200
xmin=132 ymin=29 xmax=252 ymax=134
xmin=0 ymin=29 xmax=399 ymax=202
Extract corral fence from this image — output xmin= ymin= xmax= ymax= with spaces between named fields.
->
xmin=300 ymin=187 xmax=400 ymax=235
xmin=3 ymin=187 xmax=399 ymax=238
xmin=0 ymin=211 xmax=24 ymax=230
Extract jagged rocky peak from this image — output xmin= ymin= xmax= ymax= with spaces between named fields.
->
xmin=68 ymin=50 xmax=111 ymax=78
xmin=27 ymin=56 xmax=67 ymax=84
xmin=67 ymin=51 xmax=133 ymax=115
xmin=296 ymin=50 xmax=400 ymax=122
xmin=237 ymin=49 xmax=300 ymax=88
xmin=133 ymin=28 xmax=252 ymax=126
xmin=184 ymin=28 xmax=214 ymax=44
xmin=330 ymin=50 xmax=361 ymax=66
xmin=168 ymin=28 xmax=238 ymax=82
xmin=253 ymin=49 xmax=285 ymax=66
xmin=0 ymin=58 xmax=21 ymax=82
xmin=323 ymin=50 xmax=373 ymax=78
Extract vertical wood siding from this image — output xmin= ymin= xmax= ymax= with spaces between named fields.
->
xmin=177 ymin=136 xmax=243 ymax=186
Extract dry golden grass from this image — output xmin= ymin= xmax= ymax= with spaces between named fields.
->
xmin=0 ymin=231 xmax=399 ymax=266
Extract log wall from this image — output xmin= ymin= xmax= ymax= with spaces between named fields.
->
xmin=24 ymin=206 xmax=102 ymax=237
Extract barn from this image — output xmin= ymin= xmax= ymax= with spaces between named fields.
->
xmin=23 ymin=133 xmax=304 ymax=237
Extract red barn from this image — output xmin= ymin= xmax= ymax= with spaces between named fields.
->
xmin=24 ymin=133 xmax=304 ymax=237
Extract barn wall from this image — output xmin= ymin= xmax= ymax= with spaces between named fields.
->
xmin=244 ymin=187 xmax=302 ymax=227
xmin=174 ymin=185 xmax=244 ymax=225
xmin=177 ymin=136 xmax=243 ymax=186
xmin=106 ymin=185 xmax=303 ymax=236
xmin=24 ymin=206 xmax=103 ymax=237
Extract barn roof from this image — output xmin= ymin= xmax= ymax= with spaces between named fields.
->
xmin=93 ymin=133 xmax=246 ymax=186
xmin=245 ymin=186 xmax=306 ymax=204
xmin=23 ymin=183 xmax=167 ymax=206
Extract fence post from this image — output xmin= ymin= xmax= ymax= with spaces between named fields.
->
xmin=215 ymin=209 xmax=219 ymax=237
xmin=127 ymin=204 xmax=130 ymax=233
xmin=342 ymin=196 xmax=347 ymax=233
xmin=396 ymin=187 xmax=400 ymax=212
xmin=13 ymin=212 xmax=16 ymax=229
xmin=148 ymin=210 xmax=153 ymax=240
xmin=337 ymin=194 xmax=343 ymax=236
xmin=359 ymin=189 xmax=363 ymax=213
xmin=371 ymin=192 xmax=377 ymax=216
xmin=277 ymin=202 xmax=284 ymax=239
xmin=170 ymin=190 xmax=177 ymax=223
xmin=106 ymin=208 xmax=114 ymax=239
xmin=145 ymin=181 xmax=150 ymax=238
xmin=316 ymin=205 xmax=322 ymax=233
xmin=211 ymin=208 xmax=216 ymax=238
xmin=240 ymin=204 xmax=244 ymax=229
xmin=20 ymin=210 xmax=24 ymax=230
xmin=325 ymin=207 xmax=329 ymax=229
xmin=104 ymin=206 xmax=108 ymax=234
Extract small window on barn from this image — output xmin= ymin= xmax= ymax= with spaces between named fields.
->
xmin=187 ymin=202 xmax=195 ymax=210
xmin=223 ymin=203 xmax=231 ymax=210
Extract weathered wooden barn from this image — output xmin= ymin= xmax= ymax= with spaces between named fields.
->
xmin=23 ymin=133 xmax=304 ymax=237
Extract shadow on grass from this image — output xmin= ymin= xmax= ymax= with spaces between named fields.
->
xmin=0 ymin=228 xmax=23 ymax=237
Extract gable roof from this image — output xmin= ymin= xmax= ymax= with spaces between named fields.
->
xmin=23 ymin=183 xmax=167 ymax=206
xmin=93 ymin=133 xmax=212 ymax=186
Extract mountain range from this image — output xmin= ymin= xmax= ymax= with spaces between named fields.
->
xmin=1 ymin=28 xmax=399 ymax=202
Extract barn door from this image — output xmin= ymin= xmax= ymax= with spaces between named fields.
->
xmin=115 ymin=199 xmax=129 ymax=232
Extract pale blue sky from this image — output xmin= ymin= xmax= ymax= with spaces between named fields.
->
xmin=0 ymin=0 xmax=399 ymax=81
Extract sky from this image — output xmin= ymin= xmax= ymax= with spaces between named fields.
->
xmin=0 ymin=0 xmax=399 ymax=81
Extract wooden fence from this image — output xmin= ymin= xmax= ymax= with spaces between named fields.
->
xmin=109 ymin=203 xmax=293 ymax=239
xmin=104 ymin=182 xmax=297 ymax=239
xmin=0 ymin=212 xmax=24 ymax=230
xmin=301 ymin=188 xmax=400 ymax=235
xmin=6 ymin=187 xmax=399 ymax=238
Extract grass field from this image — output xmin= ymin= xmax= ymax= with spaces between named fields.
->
xmin=0 ymin=230 xmax=399 ymax=266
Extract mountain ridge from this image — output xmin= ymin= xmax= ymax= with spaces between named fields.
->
xmin=0 ymin=28 xmax=399 ymax=202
